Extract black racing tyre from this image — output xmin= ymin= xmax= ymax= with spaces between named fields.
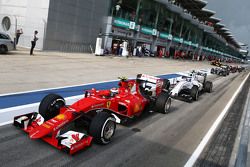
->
xmin=223 ymin=71 xmax=227 ymax=76
xmin=0 ymin=45 xmax=8 ymax=54
xmin=155 ymin=92 xmax=171 ymax=114
xmin=210 ymin=68 xmax=215 ymax=74
xmin=204 ymin=81 xmax=213 ymax=93
xmin=89 ymin=112 xmax=116 ymax=144
xmin=39 ymin=94 xmax=65 ymax=121
xmin=162 ymin=79 xmax=170 ymax=90
xmin=190 ymin=86 xmax=199 ymax=101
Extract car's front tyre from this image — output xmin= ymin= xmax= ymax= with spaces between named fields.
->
xmin=89 ymin=112 xmax=116 ymax=144
xmin=39 ymin=94 xmax=65 ymax=121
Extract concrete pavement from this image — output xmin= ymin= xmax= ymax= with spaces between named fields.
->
xmin=0 ymin=49 xmax=213 ymax=94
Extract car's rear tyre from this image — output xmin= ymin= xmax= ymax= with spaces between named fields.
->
xmin=204 ymin=81 xmax=213 ymax=93
xmin=210 ymin=68 xmax=215 ymax=74
xmin=190 ymin=86 xmax=199 ymax=101
xmin=162 ymin=79 xmax=170 ymax=91
xmin=0 ymin=45 xmax=8 ymax=54
xmin=89 ymin=112 xmax=116 ymax=144
xmin=39 ymin=94 xmax=65 ymax=121
xmin=155 ymin=92 xmax=171 ymax=114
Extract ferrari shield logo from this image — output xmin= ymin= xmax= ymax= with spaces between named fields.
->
xmin=107 ymin=101 xmax=111 ymax=108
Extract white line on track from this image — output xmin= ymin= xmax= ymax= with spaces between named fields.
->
xmin=0 ymin=95 xmax=84 ymax=127
xmin=0 ymin=95 xmax=84 ymax=114
xmin=184 ymin=72 xmax=250 ymax=167
xmin=0 ymin=121 xmax=12 ymax=126
xmin=0 ymin=79 xmax=118 ymax=97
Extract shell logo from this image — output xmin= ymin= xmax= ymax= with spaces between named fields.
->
xmin=42 ymin=123 xmax=51 ymax=129
xmin=134 ymin=103 xmax=141 ymax=113
xmin=55 ymin=114 xmax=65 ymax=120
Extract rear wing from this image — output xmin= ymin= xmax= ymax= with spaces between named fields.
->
xmin=136 ymin=74 xmax=160 ymax=84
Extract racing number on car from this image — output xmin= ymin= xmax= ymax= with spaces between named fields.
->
xmin=107 ymin=101 xmax=111 ymax=108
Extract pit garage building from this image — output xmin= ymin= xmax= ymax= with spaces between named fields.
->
xmin=0 ymin=0 xmax=246 ymax=61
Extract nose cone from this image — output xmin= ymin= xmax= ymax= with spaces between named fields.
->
xmin=29 ymin=125 xmax=52 ymax=139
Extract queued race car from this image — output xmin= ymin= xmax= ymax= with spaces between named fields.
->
xmin=211 ymin=60 xmax=222 ymax=67
xmin=13 ymin=74 xmax=172 ymax=154
xmin=211 ymin=65 xmax=230 ymax=76
xmin=170 ymin=71 xmax=213 ymax=101
xmin=238 ymin=66 xmax=245 ymax=73
xmin=230 ymin=65 xmax=245 ymax=73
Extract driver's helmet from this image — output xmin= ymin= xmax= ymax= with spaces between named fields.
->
xmin=110 ymin=88 xmax=118 ymax=97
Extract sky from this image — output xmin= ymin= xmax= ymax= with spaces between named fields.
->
xmin=206 ymin=0 xmax=250 ymax=49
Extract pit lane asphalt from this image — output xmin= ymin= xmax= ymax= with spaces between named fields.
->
xmin=0 ymin=72 xmax=249 ymax=167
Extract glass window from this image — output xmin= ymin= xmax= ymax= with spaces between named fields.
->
xmin=2 ymin=16 xmax=11 ymax=31
xmin=0 ymin=33 xmax=9 ymax=40
xmin=110 ymin=0 xmax=137 ymax=21
xmin=181 ymin=20 xmax=190 ymax=40
xmin=172 ymin=14 xmax=182 ymax=37
xmin=138 ymin=0 xmax=158 ymax=27
xmin=157 ymin=6 xmax=172 ymax=32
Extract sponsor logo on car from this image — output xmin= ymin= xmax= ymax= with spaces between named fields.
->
xmin=55 ymin=114 xmax=66 ymax=120
xmin=106 ymin=101 xmax=111 ymax=108
xmin=91 ymin=103 xmax=104 ymax=108
xmin=42 ymin=123 xmax=51 ymax=129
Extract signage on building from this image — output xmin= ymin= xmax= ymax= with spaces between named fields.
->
xmin=139 ymin=33 xmax=153 ymax=41
xmin=129 ymin=22 xmax=136 ymax=30
xmin=173 ymin=37 xmax=183 ymax=43
xmin=152 ymin=29 xmax=157 ymax=36
xmin=183 ymin=40 xmax=192 ymax=46
xmin=112 ymin=27 xmax=133 ymax=38
xmin=180 ymin=38 xmax=183 ymax=43
xmin=141 ymin=26 xmax=157 ymax=36
xmin=159 ymin=33 xmax=172 ymax=41
xmin=191 ymin=43 xmax=198 ymax=48
xmin=168 ymin=34 xmax=173 ymax=40
xmin=135 ymin=25 xmax=140 ymax=31
xmin=113 ymin=18 xmax=135 ymax=30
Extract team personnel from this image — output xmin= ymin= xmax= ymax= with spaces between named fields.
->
xmin=30 ymin=30 xmax=38 ymax=55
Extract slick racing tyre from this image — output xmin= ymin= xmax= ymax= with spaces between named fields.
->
xmin=89 ymin=112 xmax=116 ymax=144
xmin=204 ymin=81 xmax=213 ymax=93
xmin=210 ymin=68 xmax=215 ymax=74
xmin=155 ymin=92 xmax=171 ymax=114
xmin=162 ymin=79 xmax=170 ymax=91
xmin=190 ymin=86 xmax=199 ymax=101
xmin=39 ymin=94 xmax=65 ymax=121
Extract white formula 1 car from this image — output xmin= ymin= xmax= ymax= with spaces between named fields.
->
xmin=170 ymin=71 xmax=213 ymax=101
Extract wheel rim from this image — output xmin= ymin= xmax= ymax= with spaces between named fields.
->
xmin=195 ymin=90 xmax=198 ymax=100
xmin=164 ymin=98 xmax=171 ymax=113
xmin=103 ymin=121 xmax=115 ymax=140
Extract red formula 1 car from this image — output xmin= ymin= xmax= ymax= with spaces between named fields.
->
xmin=13 ymin=74 xmax=172 ymax=154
